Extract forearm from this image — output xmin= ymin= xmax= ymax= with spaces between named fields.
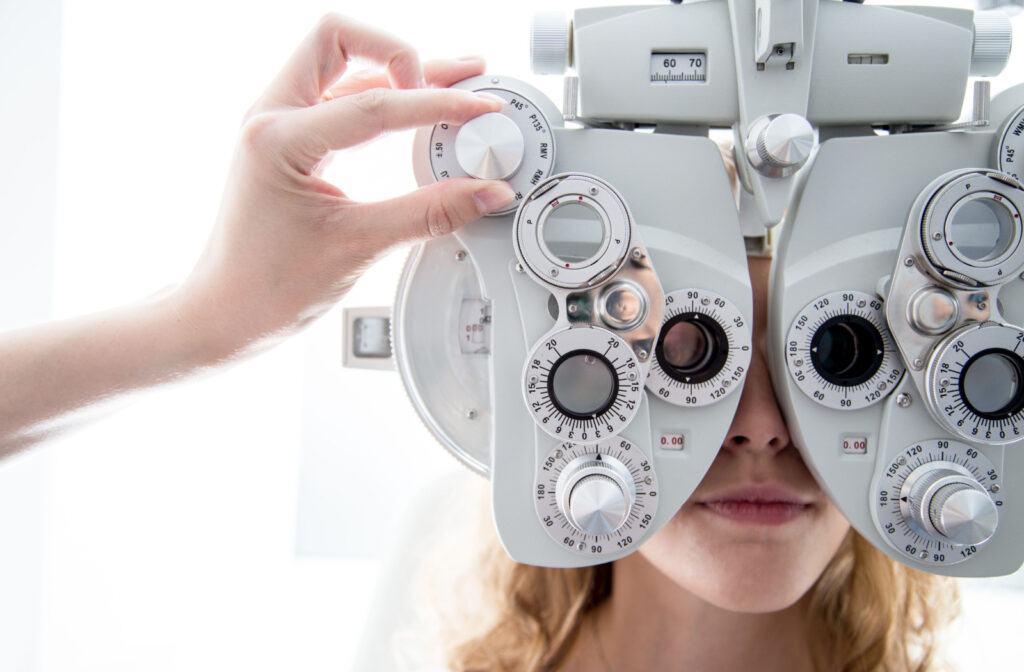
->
xmin=0 ymin=292 xmax=226 ymax=457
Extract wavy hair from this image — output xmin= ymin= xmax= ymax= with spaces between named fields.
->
xmin=420 ymin=485 xmax=959 ymax=672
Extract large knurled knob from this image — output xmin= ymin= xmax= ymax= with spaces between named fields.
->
xmin=454 ymin=112 xmax=525 ymax=180
xmin=971 ymin=11 xmax=1012 ymax=77
xmin=557 ymin=457 xmax=635 ymax=536
xmin=531 ymin=11 xmax=572 ymax=75
xmin=928 ymin=481 xmax=999 ymax=546
xmin=746 ymin=113 xmax=815 ymax=178
xmin=908 ymin=468 xmax=998 ymax=546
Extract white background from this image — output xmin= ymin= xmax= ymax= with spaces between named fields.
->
xmin=0 ymin=0 xmax=1022 ymax=670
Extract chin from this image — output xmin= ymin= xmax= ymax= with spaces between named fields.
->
xmin=634 ymin=501 xmax=851 ymax=613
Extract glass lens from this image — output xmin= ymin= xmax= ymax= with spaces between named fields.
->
xmin=662 ymin=321 xmax=710 ymax=371
xmin=948 ymin=197 xmax=1016 ymax=263
xmin=811 ymin=316 xmax=884 ymax=387
xmin=962 ymin=352 xmax=1022 ymax=416
xmin=550 ymin=352 xmax=616 ymax=416
xmin=542 ymin=202 xmax=606 ymax=264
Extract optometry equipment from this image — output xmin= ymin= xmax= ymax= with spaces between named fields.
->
xmin=344 ymin=0 xmax=1024 ymax=576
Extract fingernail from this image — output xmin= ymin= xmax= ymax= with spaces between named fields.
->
xmin=475 ymin=92 xmax=506 ymax=107
xmin=473 ymin=181 xmax=516 ymax=215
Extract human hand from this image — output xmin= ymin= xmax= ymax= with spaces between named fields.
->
xmin=172 ymin=14 xmax=515 ymax=361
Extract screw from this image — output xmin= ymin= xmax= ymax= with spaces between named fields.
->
xmin=701 ymin=297 xmax=710 ymax=306
xmin=898 ymin=456 xmax=907 ymax=465
xmin=878 ymin=382 xmax=887 ymax=391
xmin=555 ymin=449 xmax=563 ymax=459
xmin=550 ymin=268 xmax=559 ymax=277
xmin=978 ymin=302 xmax=987 ymax=311
xmin=568 ymin=304 xmax=580 ymax=315
xmin=636 ymin=349 xmax=649 ymax=361
xmin=465 ymin=409 xmax=478 ymax=420
xmin=896 ymin=393 xmax=912 ymax=408
xmin=991 ymin=484 xmax=1001 ymax=494
xmin=912 ymin=358 xmax=924 ymax=370
xmin=919 ymin=550 xmax=929 ymax=560
xmin=723 ymin=380 xmax=731 ymax=387
xmin=905 ymin=257 xmax=915 ymax=267
xmin=589 ymin=187 xmax=599 ymax=196
xmin=795 ymin=359 xmax=804 ymax=367
xmin=454 ymin=249 xmax=467 ymax=261
xmin=857 ymin=299 xmax=867 ymax=308
xmin=631 ymin=248 xmax=646 ymax=261
xmin=516 ymin=262 xmax=525 ymax=273
xmin=490 ymin=77 xmax=500 ymax=84
xmin=530 ymin=376 xmax=538 ymax=384
xmin=645 ymin=476 xmax=653 ymax=485
xmin=932 ymin=232 xmax=943 ymax=241
xmin=940 ymin=378 xmax=950 ymax=389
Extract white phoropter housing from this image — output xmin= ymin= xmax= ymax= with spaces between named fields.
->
xmin=342 ymin=0 xmax=1024 ymax=575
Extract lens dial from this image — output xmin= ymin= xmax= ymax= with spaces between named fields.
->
xmin=786 ymin=290 xmax=905 ymax=410
xmin=524 ymin=326 xmax=643 ymax=443
xmin=515 ymin=173 xmax=631 ymax=289
xmin=926 ymin=322 xmax=1024 ymax=444
xmin=535 ymin=438 xmax=659 ymax=557
xmin=919 ymin=169 xmax=1024 ymax=287
xmin=425 ymin=78 xmax=555 ymax=216
xmin=874 ymin=439 xmax=1002 ymax=566
xmin=646 ymin=289 xmax=752 ymax=407
xmin=997 ymin=105 xmax=1024 ymax=184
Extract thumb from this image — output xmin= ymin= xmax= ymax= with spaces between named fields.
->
xmin=353 ymin=178 xmax=517 ymax=248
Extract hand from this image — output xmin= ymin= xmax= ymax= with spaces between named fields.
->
xmin=172 ymin=14 xmax=515 ymax=361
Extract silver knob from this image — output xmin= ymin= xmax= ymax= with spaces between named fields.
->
xmin=746 ymin=113 xmax=815 ymax=178
xmin=907 ymin=467 xmax=998 ymax=546
xmin=531 ymin=11 xmax=572 ymax=75
xmin=971 ymin=11 xmax=1012 ymax=77
xmin=557 ymin=455 xmax=636 ymax=536
xmin=454 ymin=112 xmax=525 ymax=180
xmin=908 ymin=287 xmax=960 ymax=336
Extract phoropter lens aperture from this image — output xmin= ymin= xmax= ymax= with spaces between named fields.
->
xmin=548 ymin=350 xmax=619 ymax=419
xmin=810 ymin=315 xmax=885 ymax=387
xmin=655 ymin=313 xmax=729 ymax=385
xmin=960 ymin=349 xmax=1024 ymax=420
xmin=946 ymin=195 xmax=1017 ymax=264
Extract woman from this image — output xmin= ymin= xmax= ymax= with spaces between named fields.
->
xmin=434 ymin=254 xmax=959 ymax=672
xmin=0 ymin=14 xmax=958 ymax=671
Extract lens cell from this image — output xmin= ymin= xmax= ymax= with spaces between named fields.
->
xmin=549 ymin=351 xmax=618 ymax=418
xmin=960 ymin=349 xmax=1024 ymax=419
xmin=810 ymin=316 xmax=885 ymax=387
xmin=946 ymin=194 xmax=1017 ymax=264
xmin=541 ymin=201 xmax=607 ymax=264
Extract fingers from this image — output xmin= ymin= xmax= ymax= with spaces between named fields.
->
xmin=349 ymin=178 xmax=517 ymax=249
xmin=322 ymin=56 xmax=486 ymax=100
xmin=260 ymin=13 xmax=424 ymax=110
xmin=280 ymin=88 xmax=504 ymax=173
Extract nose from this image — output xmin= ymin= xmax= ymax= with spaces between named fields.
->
xmin=721 ymin=346 xmax=791 ymax=454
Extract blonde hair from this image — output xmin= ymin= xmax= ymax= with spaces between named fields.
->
xmin=426 ymin=497 xmax=960 ymax=672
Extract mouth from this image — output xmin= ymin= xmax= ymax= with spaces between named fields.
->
xmin=697 ymin=485 xmax=814 ymax=526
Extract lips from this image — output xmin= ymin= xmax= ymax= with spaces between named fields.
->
xmin=697 ymin=485 xmax=815 ymax=526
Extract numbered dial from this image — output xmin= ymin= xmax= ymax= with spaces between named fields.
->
xmin=786 ymin=290 xmax=905 ymax=410
xmin=874 ymin=439 xmax=1003 ymax=566
xmin=926 ymin=322 xmax=1024 ymax=444
xmin=427 ymin=79 xmax=555 ymax=216
xmin=524 ymin=326 xmax=644 ymax=442
xmin=646 ymin=289 xmax=751 ymax=407
xmin=535 ymin=439 xmax=659 ymax=557
xmin=997 ymin=105 xmax=1024 ymax=183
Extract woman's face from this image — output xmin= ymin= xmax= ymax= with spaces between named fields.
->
xmin=635 ymin=256 xmax=850 ymax=612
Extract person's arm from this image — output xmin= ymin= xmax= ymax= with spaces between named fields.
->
xmin=0 ymin=14 xmax=515 ymax=458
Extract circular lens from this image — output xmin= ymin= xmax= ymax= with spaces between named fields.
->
xmin=655 ymin=313 xmax=729 ymax=384
xmin=960 ymin=349 xmax=1024 ymax=419
xmin=810 ymin=315 xmax=884 ymax=386
xmin=947 ymin=195 xmax=1016 ymax=263
xmin=541 ymin=201 xmax=607 ymax=264
xmin=548 ymin=350 xmax=618 ymax=418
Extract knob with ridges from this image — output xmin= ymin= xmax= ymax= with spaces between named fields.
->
xmin=745 ymin=113 xmax=815 ymax=178
xmin=557 ymin=455 xmax=636 ymax=537
xmin=907 ymin=467 xmax=999 ymax=546
xmin=971 ymin=11 xmax=1012 ymax=77
xmin=531 ymin=11 xmax=572 ymax=75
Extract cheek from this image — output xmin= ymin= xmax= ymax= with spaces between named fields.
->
xmin=636 ymin=501 xmax=851 ymax=613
